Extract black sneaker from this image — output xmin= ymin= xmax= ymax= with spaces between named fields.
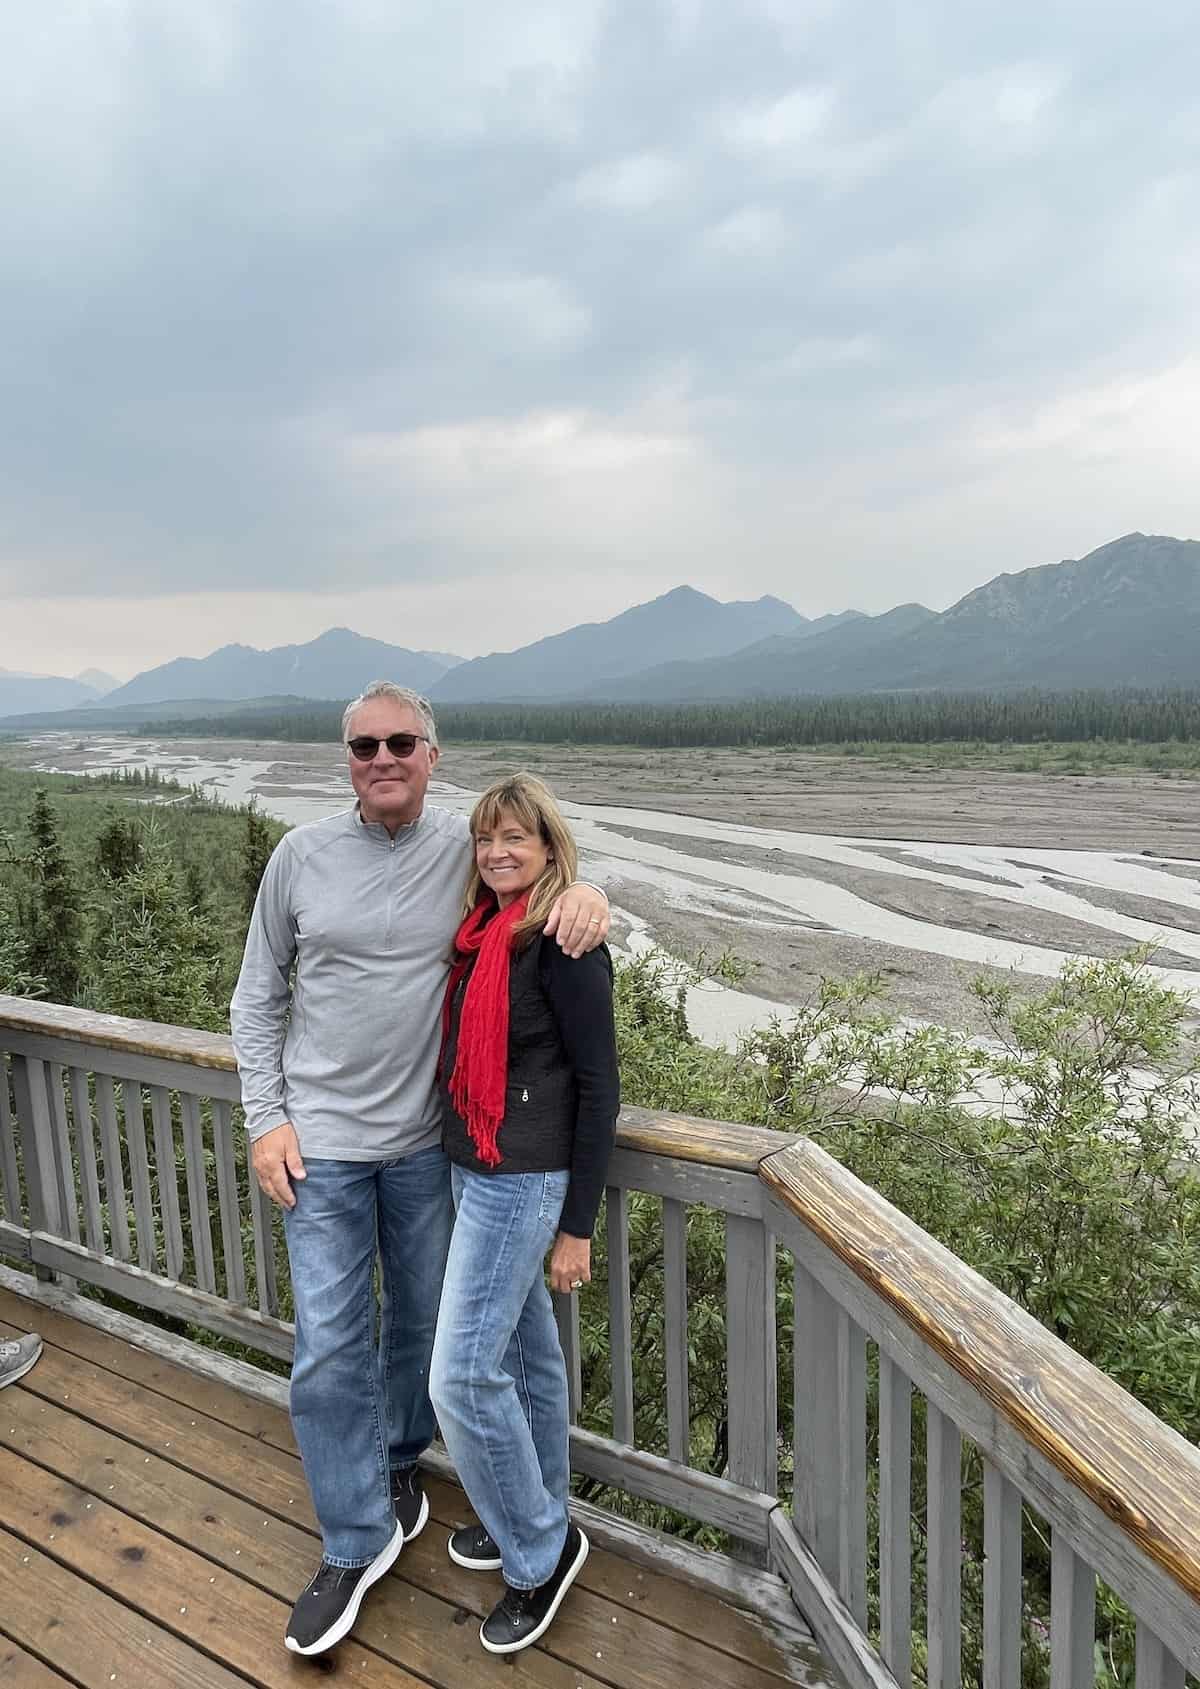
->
xmin=448 ymin=1522 xmax=503 ymax=1571
xmin=284 ymin=1522 xmax=404 ymax=1656
xmin=479 ymin=1523 xmax=589 ymax=1655
xmin=390 ymin=1465 xmax=429 ymax=1543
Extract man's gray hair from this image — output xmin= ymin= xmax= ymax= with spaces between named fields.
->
xmin=342 ymin=681 xmax=439 ymax=749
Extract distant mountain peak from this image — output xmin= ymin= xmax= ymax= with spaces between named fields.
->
xmin=101 ymin=629 xmax=461 ymax=709
xmin=431 ymin=585 xmax=804 ymax=703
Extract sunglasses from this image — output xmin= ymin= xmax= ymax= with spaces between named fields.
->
xmin=347 ymin=732 xmax=431 ymax=761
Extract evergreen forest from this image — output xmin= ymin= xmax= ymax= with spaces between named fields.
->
xmin=143 ymin=686 xmax=1200 ymax=755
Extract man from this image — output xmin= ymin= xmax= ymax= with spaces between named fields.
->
xmin=0 ymin=1333 xmax=42 ymax=1388
xmin=230 ymin=682 xmax=608 ymax=1658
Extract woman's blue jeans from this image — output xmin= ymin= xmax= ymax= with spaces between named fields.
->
xmin=430 ymin=1165 xmax=571 ymax=1589
xmin=283 ymin=1145 xmax=453 ymax=1566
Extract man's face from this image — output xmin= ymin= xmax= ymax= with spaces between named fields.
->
xmin=346 ymin=698 xmax=440 ymax=832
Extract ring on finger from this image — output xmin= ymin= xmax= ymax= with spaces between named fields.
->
xmin=571 ymin=1278 xmax=584 ymax=1290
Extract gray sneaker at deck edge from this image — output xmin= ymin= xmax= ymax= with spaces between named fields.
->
xmin=0 ymin=1333 xmax=43 ymax=1389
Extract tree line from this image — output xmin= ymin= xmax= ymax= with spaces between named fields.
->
xmin=139 ymin=687 xmax=1200 ymax=748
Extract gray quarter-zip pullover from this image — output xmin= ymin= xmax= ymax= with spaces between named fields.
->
xmin=230 ymin=803 xmax=470 ymax=1159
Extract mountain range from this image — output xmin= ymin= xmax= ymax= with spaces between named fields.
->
xmin=427 ymin=589 xmax=815 ymax=702
xmin=0 ymin=667 xmax=120 ymax=716
xmin=2 ymin=533 xmax=1198 ymax=723
xmin=606 ymin=531 xmax=1199 ymax=702
xmin=98 ymin=628 xmax=463 ymax=709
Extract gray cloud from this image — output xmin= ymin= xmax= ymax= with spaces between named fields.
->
xmin=2 ymin=0 xmax=1198 ymax=638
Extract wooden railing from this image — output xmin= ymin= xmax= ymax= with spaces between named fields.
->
xmin=2 ymin=994 xmax=1199 ymax=1688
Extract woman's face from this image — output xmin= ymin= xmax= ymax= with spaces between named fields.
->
xmin=474 ymin=807 xmax=552 ymax=908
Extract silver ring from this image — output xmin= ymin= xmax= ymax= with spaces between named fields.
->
xmin=571 ymin=1279 xmax=584 ymax=1290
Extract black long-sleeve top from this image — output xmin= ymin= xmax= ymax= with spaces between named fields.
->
xmin=440 ymin=933 xmax=620 ymax=1238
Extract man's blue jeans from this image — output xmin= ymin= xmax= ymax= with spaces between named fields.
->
xmin=283 ymin=1146 xmax=453 ymax=1567
xmin=430 ymin=1165 xmax=571 ymax=1589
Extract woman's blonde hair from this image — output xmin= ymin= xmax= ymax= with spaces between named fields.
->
xmin=462 ymin=772 xmax=579 ymax=948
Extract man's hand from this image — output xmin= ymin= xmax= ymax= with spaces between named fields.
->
xmin=544 ymin=882 xmax=609 ymax=957
xmin=251 ymin=1121 xmax=306 ymax=1210
xmin=549 ymin=1232 xmax=591 ymax=1295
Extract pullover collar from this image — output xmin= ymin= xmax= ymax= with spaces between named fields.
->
xmin=351 ymin=802 xmax=426 ymax=849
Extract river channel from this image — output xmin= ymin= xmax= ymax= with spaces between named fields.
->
xmin=15 ymin=733 xmax=1200 ymax=1049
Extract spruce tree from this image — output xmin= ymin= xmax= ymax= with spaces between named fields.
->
xmin=25 ymin=789 xmax=82 ymax=1003
xmin=95 ymin=811 xmax=143 ymax=881
xmin=239 ymin=802 xmax=275 ymax=924
xmin=87 ymin=821 xmax=223 ymax=1030
xmin=0 ymin=901 xmax=45 ymax=997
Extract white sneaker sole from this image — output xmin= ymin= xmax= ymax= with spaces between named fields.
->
xmin=447 ymin=1530 xmax=503 ymax=1572
xmin=479 ymin=1527 xmax=589 ymax=1655
xmin=0 ymin=1337 xmax=43 ymax=1390
xmin=285 ymin=1520 xmax=405 ymax=1656
xmin=400 ymin=1490 xmax=429 ymax=1545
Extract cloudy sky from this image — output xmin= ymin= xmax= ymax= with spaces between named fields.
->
xmin=3 ymin=0 xmax=1198 ymax=681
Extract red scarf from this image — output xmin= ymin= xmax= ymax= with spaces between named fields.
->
xmin=443 ymin=893 xmax=529 ymax=1168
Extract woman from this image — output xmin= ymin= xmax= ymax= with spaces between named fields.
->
xmin=429 ymin=773 xmax=619 ymax=1657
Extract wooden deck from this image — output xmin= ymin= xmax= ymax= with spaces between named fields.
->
xmin=0 ymin=1285 xmax=829 ymax=1689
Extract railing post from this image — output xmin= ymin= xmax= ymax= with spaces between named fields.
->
xmin=553 ymin=1289 xmax=582 ymax=1421
xmin=1050 ymin=1533 xmax=1095 ymax=1689
xmin=1135 ymin=1625 xmax=1186 ymax=1689
xmin=726 ymin=1213 xmax=777 ymax=1498
xmin=606 ymin=1184 xmax=634 ymax=1444
xmin=794 ymin=1261 xmax=840 ymax=1578
xmin=662 ymin=1196 xmax=690 ymax=1464
xmin=926 ymin=1402 xmax=963 ymax=1689
xmin=10 ymin=1053 xmax=64 ymax=1281
xmin=983 ymin=1461 xmax=1022 ymax=1689
xmin=879 ymin=1352 xmax=913 ymax=1689
xmin=0 ymin=1056 xmax=23 ymax=1229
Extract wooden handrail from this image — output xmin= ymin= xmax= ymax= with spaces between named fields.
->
xmin=762 ymin=1136 xmax=1200 ymax=1609
xmin=0 ymin=997 xmax=796 ymax=1166
xmin=0 ymin=995 xmax=236 ymax=1072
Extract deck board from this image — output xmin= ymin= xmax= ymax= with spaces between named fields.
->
xmin=0 ymin=1631 xmax=76 ymax=1688
xmin=0 ymin=1287 xmax=830 ymax=1689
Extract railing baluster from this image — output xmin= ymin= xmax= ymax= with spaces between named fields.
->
xmin=45 ymin=1062 xmax=79 ymax=1243
xmin=879 ymin=1351 xmax=913 ymax=1689
xmin=926 ymin=1401 xmax=962 ymax=1689
xmin=68 ymin=1065 xmax=104 ymax=1253
xmin=179 ymin=1093 xmax=216 ymax=1293
xmin=95 ymin=1073 xmax=131 ymax=1261
xmin=794 ymin=1262 xmax=840 ymax=1578
xmin=983 ymin=1461 xmax=1022 ymax=1689
xmin=1135 ymin=1624 xmax=1186 ymax=1689
xmin=727 ymin=1214 xmax=778 ymax=1502
xmin=663 ymin=1195 xmax=689 ymax=1464
xmin=838 ymin=1310 xmax=867 ymax=1627
xmin=553 ymin=1289 xmax=582 ymax=1421
xmin=121 ymin=1079 xmax=155 ymax=1269
xmin=0 ymin=1056 xmax=21 ymax=1225
xmin=213 ymin=1099 xmax=246 ymax=1305
xmin=251 ymin=1178 xmax=279 ymax=1316
xmin=150 ymin=1085 xmax=184 ymax=1281
xmin=11 ymin=1054 xmax=63 ymax=1240
xmin=606 ymin=1183 xmax=634 ymax=1443
xmin=1050 ymin=1533 xmax=1095 ymax=1689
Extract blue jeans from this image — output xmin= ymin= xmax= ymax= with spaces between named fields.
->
xmin=430 ymin=1165 xmax=571 ymax=1589
xmin=283 ymin=1146 xmax=453 ymax=1566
